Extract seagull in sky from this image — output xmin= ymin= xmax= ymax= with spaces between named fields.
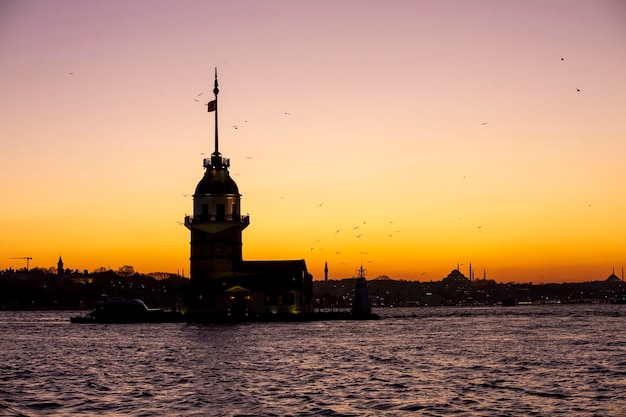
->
xmin=68 ymin=72 xmax=75 ymax=75
xmin=576 ymin=88 xmax=581 ymax=92
xmin=246 ymin=156 xmax=253 ymax=159
xmin=335 ymin=229 xmax=341 ymax=233
xmin=284 ymin=112 xmax=290 ymax=115
xmin=481 ymin=122 xmax=488 ymax=125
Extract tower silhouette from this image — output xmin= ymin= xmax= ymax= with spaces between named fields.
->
xmin=182 ymin=70 xmax=312 ymax=321
xmin=184 ymin=71 xmax=249 ymax=279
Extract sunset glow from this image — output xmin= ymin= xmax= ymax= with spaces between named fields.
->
xmin=1 ymin=1 xmax=625 ymax=283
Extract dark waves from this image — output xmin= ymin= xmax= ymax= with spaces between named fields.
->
xmin=1 ymin=305 xmax=625 ymax=416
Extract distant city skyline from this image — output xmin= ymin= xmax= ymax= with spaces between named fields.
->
xmin=1 ymin=1 xmax=625 ymax=283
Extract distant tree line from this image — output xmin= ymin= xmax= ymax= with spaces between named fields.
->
xmin=1 ymin=267 xmax=624 ymax=311
xmin=0 ymin=267 xmax=187 ymax=310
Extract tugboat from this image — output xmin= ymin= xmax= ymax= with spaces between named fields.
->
xmin=71 ymin=296 xmax=182 ymax=323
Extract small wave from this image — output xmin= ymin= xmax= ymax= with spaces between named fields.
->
xmin=398 ymin=403 xmax=425 ymax=411
xmin=25 ymin=401 xmax=61 ymax=410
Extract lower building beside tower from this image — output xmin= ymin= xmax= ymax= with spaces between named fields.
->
xmin=180 ymin=260 xmax=314 ymax=322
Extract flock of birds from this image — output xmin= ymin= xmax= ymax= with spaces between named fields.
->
xmin=170 ymin=55 xmax=586 ymax=274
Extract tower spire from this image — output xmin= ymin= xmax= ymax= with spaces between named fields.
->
xmin=212 ymin=68 xmax=219 ymax=156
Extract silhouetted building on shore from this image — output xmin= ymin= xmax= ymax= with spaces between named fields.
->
xmin=181 ymin=71 xmax=313 ymax=321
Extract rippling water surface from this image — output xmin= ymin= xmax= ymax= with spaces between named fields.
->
xmin=1 ymin=304 xmax=625 ymax=416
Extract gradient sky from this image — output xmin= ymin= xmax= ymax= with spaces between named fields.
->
xmin=1 ymin=0 xmax=625 ymax=283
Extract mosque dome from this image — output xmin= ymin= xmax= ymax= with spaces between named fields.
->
xmin=195 ymin=169 xmax=239 ymax=195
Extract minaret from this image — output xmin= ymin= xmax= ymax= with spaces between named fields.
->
xmin=324 ymin=261 xmax=328 ymax=281
xmin=469 ymin=262 xmax=473 ymax=282
xmin=185 ymin=69 xmax=249 ymax=281
xmin=57 ymin=256 xmax=63 ymax=275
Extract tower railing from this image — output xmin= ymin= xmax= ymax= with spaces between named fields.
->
xmin=184 ymin=214 xmax=249 ymax=226
xmin=204 ymin=156 xmax=230 ymax=168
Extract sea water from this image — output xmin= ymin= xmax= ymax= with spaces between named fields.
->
xmin=1 ymin=304 xmax=625 ymax=416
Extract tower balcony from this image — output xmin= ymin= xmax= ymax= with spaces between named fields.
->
xmin=204 ymin=156 xmax=229 ymax=168
xmin=184 ymin=214 xmax=250 ymax=233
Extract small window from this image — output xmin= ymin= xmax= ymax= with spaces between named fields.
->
xmin=216 ymin=203 xmax=225 ymax=221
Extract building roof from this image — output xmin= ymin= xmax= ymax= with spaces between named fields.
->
xmin=236 ymin=260 xmax=309 ymax=275
xmin=195 ymin=168 xmax=239 ymax=195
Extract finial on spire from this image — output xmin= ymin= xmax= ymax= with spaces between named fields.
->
xmin=212 ymin=67 xmax=219 ymax=156
xmin=213 ymin=67 xmax=219 ymax=96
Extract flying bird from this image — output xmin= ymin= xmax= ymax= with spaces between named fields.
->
xmin=68 ymin=72 xmax=75 ymax=75
xmin=576 ymin=88 xmax=581 ymax=92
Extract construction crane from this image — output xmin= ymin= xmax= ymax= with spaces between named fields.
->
xmin=10 ymin=257 xmax=32 ymax=270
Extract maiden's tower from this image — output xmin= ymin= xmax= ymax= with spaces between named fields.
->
xmin=182 ymin=70 xmax=313 ymax=321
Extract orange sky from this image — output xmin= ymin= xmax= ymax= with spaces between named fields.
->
xmin=1 ymin=1 xmax=625 ymax=283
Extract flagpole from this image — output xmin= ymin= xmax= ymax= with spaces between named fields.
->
xmin=213 ymin=67 xmax=219 ymax=156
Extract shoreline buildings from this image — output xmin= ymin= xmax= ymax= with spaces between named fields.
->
xmin=181 ymin=71 xmax=313 ymax=321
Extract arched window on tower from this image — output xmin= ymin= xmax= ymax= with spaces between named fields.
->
xmin=216 ymin=203 xmax=225 ymax=221
xmin=232 ymin=204 xmax=238 ymax=221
